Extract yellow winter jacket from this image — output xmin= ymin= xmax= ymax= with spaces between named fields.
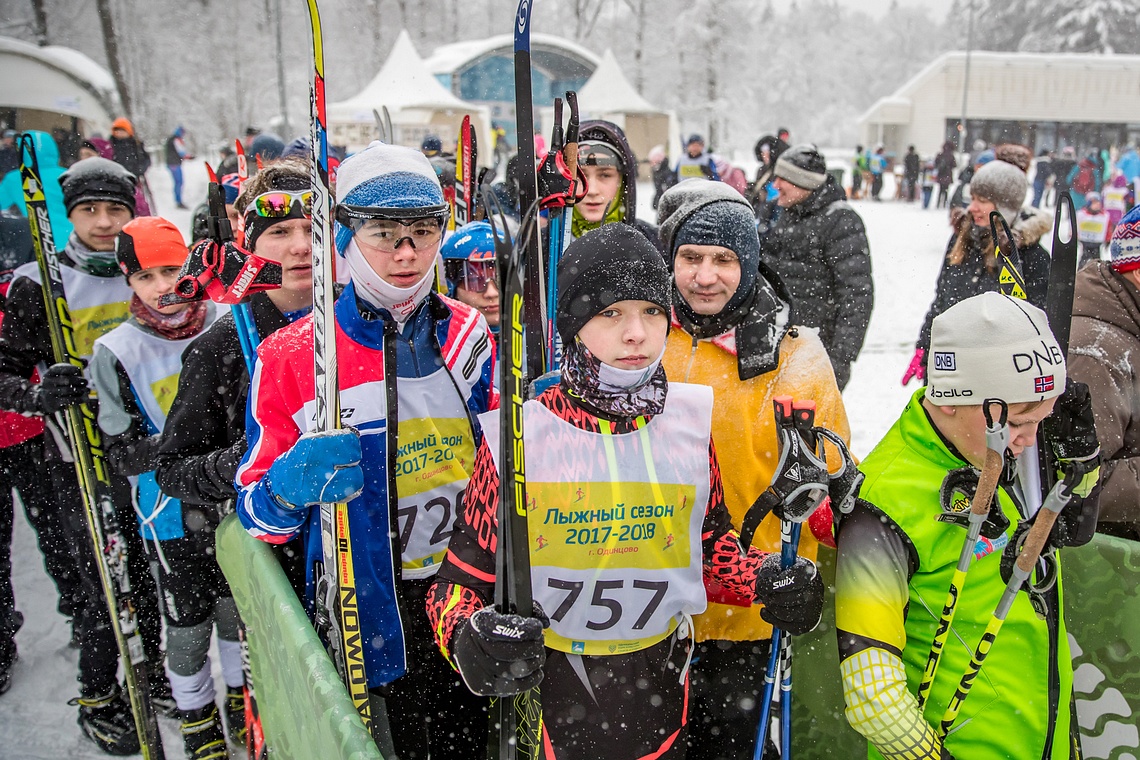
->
xmin=663 ymin=323 xmax=851 ymax=643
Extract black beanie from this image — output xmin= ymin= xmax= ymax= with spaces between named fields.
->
xmin=60 ymin=157 xmax=137 ymax=215
xmin=556 ymin=224 xmax=671 ymax=345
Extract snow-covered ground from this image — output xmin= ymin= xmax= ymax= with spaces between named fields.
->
xmin=2 ymin=167 xmax=960 ymax=756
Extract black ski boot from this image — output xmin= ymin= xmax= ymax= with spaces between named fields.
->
xmin=149 ymin=661 xmax=177 ymax=718
xmin=71 ymin=685 xmax=141 ymax=756
xmin=223 ymin=684 xmax=247 ymax=746
xmin=0 ymin=638 xmax=16 ymax=696
xmin=1 ymin=612 xmax=22 ymax=695
xmin=180 ymin=703 xmax=227 ymax=760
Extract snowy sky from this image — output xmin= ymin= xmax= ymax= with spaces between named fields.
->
xmin=776 ymin=0 xmax=950 ymax=21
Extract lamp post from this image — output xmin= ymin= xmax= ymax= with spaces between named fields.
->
xmin=274 ymin=0 xmax=290 ymax=138
xmin=958 ymin=0 xmax=975 ymax=153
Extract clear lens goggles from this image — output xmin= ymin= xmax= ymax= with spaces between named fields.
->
xmin=351 ymin=217 xmax=444 ymax=253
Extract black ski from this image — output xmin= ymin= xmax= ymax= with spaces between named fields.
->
xmin=1045 ymin=193 xmax=1078 ymax=355
xmin=513 ymin=0 xmax=546 ymax=380
xmin=18 ymin=135 xmax=166 ymax=759
xmin=485 ymin=191 xmax=542 ymax=760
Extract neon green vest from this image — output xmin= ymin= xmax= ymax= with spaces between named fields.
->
xmin=859 ymin=390 xmax=1072 ymax=760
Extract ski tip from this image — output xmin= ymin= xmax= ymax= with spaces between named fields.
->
xmin=514 ymin=0 xmax=533 ymax=49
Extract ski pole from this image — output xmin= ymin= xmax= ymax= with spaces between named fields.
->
xmin=543 ymin=96 xmax=564 ymax=369
xmin=938 ymin=467 xmax=1079 ymax=736
xmin=20 ymin=135 xmax=167 ymax=759
xmin=753 ymin=397 xmax=819 ymax=760
xmin=916 ymin=399 xmax=1009 ymax=709
xmin=488 ymin=132 xmax=543 ymax=760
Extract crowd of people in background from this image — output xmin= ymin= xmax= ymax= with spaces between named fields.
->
xmin=0 ymin=108 xmax=1137 ymax=760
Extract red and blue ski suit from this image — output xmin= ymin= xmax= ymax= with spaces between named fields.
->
xmin=235 ymin=282 xmax=497 ymax=689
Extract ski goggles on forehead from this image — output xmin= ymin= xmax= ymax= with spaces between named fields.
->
xmin=335 ymin=203 xmax=449 ymax=227
xmin=246 ymin=190 xmax=313 ymax=220
xmin=578 ymin=142 xmax=623 ymax=169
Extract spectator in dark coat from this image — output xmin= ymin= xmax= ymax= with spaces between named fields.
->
xmin=1068 ymin=207 xmax=1140 ymax=541
xmin=648 ymin=144 xmax=675 ymax=210
xmin=109 ymin=117 xmax=151 ymax=178
xmin=0 ymin=131 xmax=17 ymax=178
xmin=934 ymin=141 xmax=957 ymax=209
xmin=1051 ymin=146 xmax=1078 ymax=202
xmin=903 ymin=145 xmax=921 ymax=202
xmin=903 ymin=159 xmax=1052 ymax=384
xmin=1032 ymin=149 xmax=1053 ymax=208
xmin=758 ymin=144 xmax=873 ymax=389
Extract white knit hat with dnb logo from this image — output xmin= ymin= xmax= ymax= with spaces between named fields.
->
xmin=926 ymin=292 xmax=1066 ymax=406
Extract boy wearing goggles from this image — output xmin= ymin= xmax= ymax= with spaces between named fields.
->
xmin=155 ymin=159 xmax=317 ymax=749
xmin=440 ymin=221 xmax=500 ymax=329
xmin=235 ymin=142 xmax=497 ymax=758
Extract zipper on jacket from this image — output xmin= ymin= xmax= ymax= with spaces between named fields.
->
xmin=684 ymin=335 xmax=699 ymax=382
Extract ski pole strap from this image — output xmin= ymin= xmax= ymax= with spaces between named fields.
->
xmin=536 ymin=149 xmax=588 ymax=211
xmin=739 ymin=489 xmax=780 ymax=550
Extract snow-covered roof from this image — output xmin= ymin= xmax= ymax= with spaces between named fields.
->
xmin=0 ymin=36 xmax=119 ymax=127
xmin=328 ymin=30 xmax=478 ymax=120
xmin=860 ymin=50 xmax=1140 ymax=125
xmin=425 ymin=33 xmax=600 ymax=76
xmin=577 ymin=49 xmax=661 ymax=117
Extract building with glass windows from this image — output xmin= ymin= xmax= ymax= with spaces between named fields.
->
xmin=425 ymin=34 xmax=600 ymax=151
xmin=859 ymin=52 xmax=1140 ymax=158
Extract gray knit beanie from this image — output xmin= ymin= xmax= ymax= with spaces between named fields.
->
xmin=773 ymin=144 xmax=827 ymax=191
xmin=970 ymin=160 xmax=1027 ymax=225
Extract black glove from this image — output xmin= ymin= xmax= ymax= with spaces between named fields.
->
xmin=755 ymin=554 xmax=824 ymax=635
xmin=36 ymin=362 xmax=89 ymax=414
xmin=536 ymin=149 xmax=588 ymax=211
xmin=453 ymin=605 xmax=548 ymax=698
xmin=1043 ymin=379 xmax=1101 ymax=499
xmin=768 ymin=422 xmax=829 ymax=523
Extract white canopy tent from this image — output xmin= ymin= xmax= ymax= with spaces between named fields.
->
xmin=328 ymin=30 xmax=492 ymax=161
xmin=575 ymin=49 xmax=678 ymax=179
xmin=0 ymin=36 xmax=119 ymax=135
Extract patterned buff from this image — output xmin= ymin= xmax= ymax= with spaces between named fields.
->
xmin=129 ymin=294 xmax=208 ymax=340
xmin=560 ymin=338 xmax=668 ymax=419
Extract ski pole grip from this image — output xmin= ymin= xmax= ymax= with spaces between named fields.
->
xmin=1015 ymin=507 xmax=1060 ymax=576
xmin=974 ymin=399 xmax=1007 ymax=520
xmin=973 ymin=448 xmax=1003 ymax=519
xmin=772 ymin=395 xmax=794 ymax=426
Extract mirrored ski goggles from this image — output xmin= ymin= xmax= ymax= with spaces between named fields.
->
xmin=456 ymin=259 xmax=497 ymax=293
xmin=349 ymin=218 xmax=445 ymax=252
xmin=246 ymin=190 xmax=313 ymax=219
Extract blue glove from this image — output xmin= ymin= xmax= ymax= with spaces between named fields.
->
xmin=265 ymin=430 xmax=364 ymax=509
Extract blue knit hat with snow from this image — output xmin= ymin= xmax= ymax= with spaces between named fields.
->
xmin=334 ymin=141 xmax=447 ymax=322
xmin=334 ymin=140 xmax=446 ymax=254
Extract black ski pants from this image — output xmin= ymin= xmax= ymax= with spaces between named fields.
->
xmin=0 ymin=435 xmax=82 ymax=625
xmin=373 ymin=578 xmax=489 ymax=759
xmin=687 ymin=638 xmax=779 ymax=760
xmin=47 ymin=459 xmax=162 ymax=697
